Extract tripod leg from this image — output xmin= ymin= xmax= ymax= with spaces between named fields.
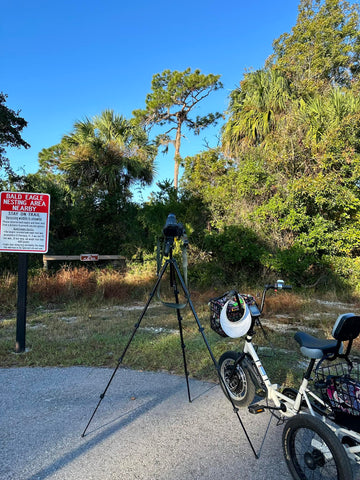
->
xmin=176 ymin=308 xmax=191 ymax=402
xmin=169 ymin=261 xmax=192 ymax=403
xmin=81 ymin=260 xmax=170 ymax=437
xmin=171 ymin=259 xmax=259 ymax=459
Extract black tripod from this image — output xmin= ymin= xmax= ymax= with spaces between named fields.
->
xmin=81 ymin=225 xmax=257 ymax=458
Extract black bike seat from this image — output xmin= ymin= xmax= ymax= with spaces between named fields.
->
xmin=294 ymin=331 xmax=341 ymax=359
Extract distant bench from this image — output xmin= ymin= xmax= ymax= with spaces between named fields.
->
xmin=42 ymin=254 xmax=126 ymax=270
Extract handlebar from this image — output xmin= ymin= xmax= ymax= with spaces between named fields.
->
xmin=260 ymin=280 xmax=292 ymax=312
xmin=264 ymin=283 xmax=292 ymax=291
xmin=216 ymin=282 xmax=292 ymax=315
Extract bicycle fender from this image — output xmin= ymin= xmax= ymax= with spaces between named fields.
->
xmin=241 ymin=354 xmax=265 ymax=391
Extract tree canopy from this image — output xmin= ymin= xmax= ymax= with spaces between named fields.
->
xmin=3 ymin=1 xmax=360 ymax=291
xmin=39 ymin=109 xmax=157 ymax=200
xmin=182 ymin=0 xmax=360 ymax=287
xmin=34 ymin=110 xmax=157 ymax=255
xmin=0 ymin=92 xmax=30 ymax=174
xmin=133 ymin=68 xmax=223 ymax=189
xmin=269 ymin=0 xmax=360 ymax=95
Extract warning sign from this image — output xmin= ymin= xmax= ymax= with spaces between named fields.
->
xmin=80 ymin=254 xmax=99 ymax=262
xmin=0 ymin=192 xmax=50 ymax=253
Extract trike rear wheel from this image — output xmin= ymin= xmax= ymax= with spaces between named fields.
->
xmin=282 ymin=414 xmax=353 ymax=480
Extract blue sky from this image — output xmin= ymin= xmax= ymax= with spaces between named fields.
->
xmin=2 ymin=0 xmax=300 ymax=201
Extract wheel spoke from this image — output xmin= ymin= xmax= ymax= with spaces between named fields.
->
xmin=283 ymin=414 xmax=353 ymax=480
xmin=218 ymin=351 xmax=256 ymax=407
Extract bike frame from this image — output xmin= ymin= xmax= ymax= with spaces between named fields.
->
xmin=243 ymin=338 xmax=323 ymax=416
xmin=219 ymin=283 xmax=360 ymax=466
xmin=242 ymin=330 xmax=360 ymax=461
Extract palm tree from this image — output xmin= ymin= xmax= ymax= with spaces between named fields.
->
xmin=299 ymin=88 xmax=360 ymax=143
xmin=59 ymin=110 xmax=157 ymax=197
xmin=222 ymin=69 xmax=291 ymax=156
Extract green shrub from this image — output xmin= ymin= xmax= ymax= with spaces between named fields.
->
xmin=325 ymin=256 xmax=360 ymax=294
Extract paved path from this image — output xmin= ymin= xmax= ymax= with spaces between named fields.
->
xmin=0 ymin=367 xmax=292 ymax=480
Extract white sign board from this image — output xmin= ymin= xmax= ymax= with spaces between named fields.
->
xmin=0 ymin=192 xmax=50 ymax=253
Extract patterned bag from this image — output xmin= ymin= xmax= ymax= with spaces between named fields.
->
xmin=209 ymin=291 xmax=244 ymax=337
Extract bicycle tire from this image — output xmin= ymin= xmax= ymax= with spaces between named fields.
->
xmin=218 ymin=351 xmax=256 ymax=407
xmin=282 ymin=414 xmax=353 ymax=480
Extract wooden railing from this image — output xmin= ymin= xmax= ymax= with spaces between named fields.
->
xmin=42 ymin=254 xmax=125 ymax=270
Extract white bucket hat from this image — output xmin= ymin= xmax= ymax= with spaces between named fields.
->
xmin=220 ymin=298 xmax=252 ymax=338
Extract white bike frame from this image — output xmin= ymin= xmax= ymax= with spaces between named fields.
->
xmin=243 ymin=338 xmax=322 ymax=416
xmin=243 ymin=334 xmax=360 ymax=461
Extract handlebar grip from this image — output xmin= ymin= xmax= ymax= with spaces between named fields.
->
xmin=264 ymin=283 xmax=292 ymax=290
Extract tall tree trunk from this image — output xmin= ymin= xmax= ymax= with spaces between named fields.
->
xmin=174 ymin=122 xmax=182 ymax=189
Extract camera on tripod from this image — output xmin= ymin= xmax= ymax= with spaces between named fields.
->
xmin=163 ymin=214 xmax=187 ymax=256
xmin=163 ymin=213 xmax=185 ymax=238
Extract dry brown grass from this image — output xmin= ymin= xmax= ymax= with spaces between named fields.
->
xmin=0 ymin=267 xmax=160 ymax=315
xmin=262 ymin=291 xmax=307 ymax=315
xmin=29 ymin=267 xmax=97 ymax=302
xmin=0 ymin=267 xmax=357 ymax=323
xmin=97 ymin=268 xmax=156 ymax=301
xmin=0 ymin=273 xmax=17 ymax=313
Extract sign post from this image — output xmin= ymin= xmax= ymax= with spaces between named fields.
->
xmin=16 ymin=253 xmax=28 ymax=353
xmin=0 ymin=192 xmax=50 ymax=352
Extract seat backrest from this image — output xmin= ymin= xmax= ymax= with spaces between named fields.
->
xmin=332 ymin=313 xmax=360 ymax=341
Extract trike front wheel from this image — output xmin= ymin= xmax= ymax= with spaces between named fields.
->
xmin=218 ymin=351 xmax=256 ymax=407
xmin=282 ymin=414 xmax=353 ymax=480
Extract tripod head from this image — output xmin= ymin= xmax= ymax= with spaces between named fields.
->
xmin=163 ymin=213 xmax=188 ymax=256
